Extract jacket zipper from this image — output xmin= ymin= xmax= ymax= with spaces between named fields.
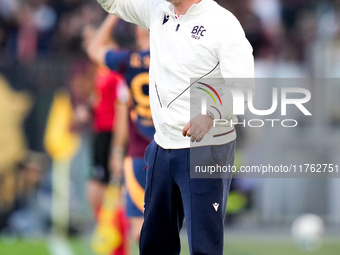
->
xmin=176 ymin=24 xmax=180 ymax=31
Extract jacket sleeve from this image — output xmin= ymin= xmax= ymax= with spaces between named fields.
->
xmin=213 ymin=15 xmax=255 ymax=121
xmin=97 ymin=0 xmax=153 ymax=29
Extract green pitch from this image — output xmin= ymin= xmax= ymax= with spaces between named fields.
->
xmin=1 ymin=237 xmax=339 ymax=255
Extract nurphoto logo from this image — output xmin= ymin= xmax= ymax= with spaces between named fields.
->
xmin=197 ymin=80 xmax=312 ymax=128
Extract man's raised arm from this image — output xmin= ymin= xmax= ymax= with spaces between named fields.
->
xmin=86 ymin=15 xmax=119 ymax=67
xmin=96 ymin=0 xmax=151 ymax=29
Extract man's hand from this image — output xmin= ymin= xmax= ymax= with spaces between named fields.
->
xmin=182 ymin=114 xmax=214 ymax=142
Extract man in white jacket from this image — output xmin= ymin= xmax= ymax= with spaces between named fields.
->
xmin=96 ymin=0 xmax=254 ymax=254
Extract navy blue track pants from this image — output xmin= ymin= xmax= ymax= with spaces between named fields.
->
xmin=139 ymin=140 xmax=235 ymax=255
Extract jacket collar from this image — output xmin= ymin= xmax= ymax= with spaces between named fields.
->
xmin=160 ymin=0 xmax=211 ymax=18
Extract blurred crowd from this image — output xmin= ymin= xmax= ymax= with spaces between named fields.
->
xmin=0 ymin=0 xmax=339 ymax=66
xmin=1 ymin=0 xmax=340 ymax=238
xmin=0 ymin=0 xmax=105 ymax=63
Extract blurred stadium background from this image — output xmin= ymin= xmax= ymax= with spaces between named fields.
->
xmin=0 ymin=0 xmax=340 ymax=254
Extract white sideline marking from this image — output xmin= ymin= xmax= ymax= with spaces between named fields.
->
xmin=48 ymin=236 xmax=74 ymax=255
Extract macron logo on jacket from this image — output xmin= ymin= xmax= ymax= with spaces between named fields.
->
xmin=162 ymin=14 xmax=170 ymax=25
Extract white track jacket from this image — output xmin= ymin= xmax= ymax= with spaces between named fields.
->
xmin=98 ymin=0 xmax=255 ymax=149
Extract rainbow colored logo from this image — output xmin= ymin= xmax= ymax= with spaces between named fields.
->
xmin=196 ymin=82 xmax=223 ymax=107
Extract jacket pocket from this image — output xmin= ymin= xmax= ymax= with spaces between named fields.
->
xmin=155 ymin=83 xmax=163 ymax=108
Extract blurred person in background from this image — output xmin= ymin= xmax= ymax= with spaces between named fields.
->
xmin=87 ymin=14 xmax=154 ymax=247
xmin=52 ymin=1 xmax=103 ymax=54
xmin=3 ymin=0 xmax=57 ymax=62
xmin=80 ymin=22 xmax=129 ymax=218
xmin=79 ymin=22 xmax=130 ymax=255
xmin=6 ymin=151 xmax=51 ymax=237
